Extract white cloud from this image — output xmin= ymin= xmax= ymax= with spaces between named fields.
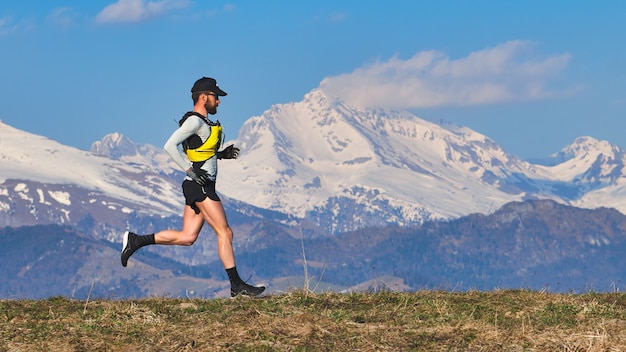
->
xmin=0 ymin=16 xmax=34 ymax=36
xmin=320 ymin=40 xmax=579 ymax=109
xmin=328 ymin=12 xmax=346 ymax=22
xmin=47 ymin=8 xmax=78 ymax=28
xmin=96 ymin=0 xmax=190 ymax=24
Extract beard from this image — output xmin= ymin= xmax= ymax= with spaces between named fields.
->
xmin=205 ymin=101 xmax=218 ymax=115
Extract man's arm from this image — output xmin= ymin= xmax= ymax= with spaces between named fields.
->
xmin=163 ymin=118 xmax=201 ymax=171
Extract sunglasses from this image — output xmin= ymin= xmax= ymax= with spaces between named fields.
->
xmin=206 ymin=92 xmax=220 ymax=100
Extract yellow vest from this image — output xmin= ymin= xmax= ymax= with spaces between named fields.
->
xmin=185 ymin=123 xmax=223 ymax=162
xmin=179 ymin=112 xmax=223 ymax=162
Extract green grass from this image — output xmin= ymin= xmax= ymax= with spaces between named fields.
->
xmin=2 ymin=290 xmax=626 ymax=351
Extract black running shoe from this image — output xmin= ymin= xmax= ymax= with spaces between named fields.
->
xmin=231 ymin=282 xmax=266 ymax=297
xmin=121 ymin=231 xmax=137 ymax=267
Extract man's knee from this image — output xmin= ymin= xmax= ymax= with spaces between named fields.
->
xmin=214 ymin=227 xmax=233 ymax=240
xmin=180 ymin=232 xmax=199 ymax=246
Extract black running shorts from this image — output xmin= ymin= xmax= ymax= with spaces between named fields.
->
xmin=182 ymin=179 xmax=221 ymax=214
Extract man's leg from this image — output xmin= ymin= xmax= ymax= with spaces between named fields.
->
xmin=196 ymin=198 xmax=235 ymax=268
xmin=154 ymin=206 xmax=204 ymax=245
xmin=196 ymin=197 xmax=265 ymax=297
xmin=121 ymin=206 xmax=203 ymax=267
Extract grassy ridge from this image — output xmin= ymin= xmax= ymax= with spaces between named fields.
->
xmin=2 ymin=290 xmax=626 ymax=351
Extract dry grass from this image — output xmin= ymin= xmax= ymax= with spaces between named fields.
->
xmin=2 ymin=290 xmax=626 ymax=351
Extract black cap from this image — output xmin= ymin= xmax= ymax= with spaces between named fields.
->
xmin=191 ymin=77 xmax=227 ymax=96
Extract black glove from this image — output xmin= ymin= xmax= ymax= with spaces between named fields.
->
xmin=217 ymin=145 xmax=240 ymax=159
xmin=186 ymin=168 xmax=210 ymax=186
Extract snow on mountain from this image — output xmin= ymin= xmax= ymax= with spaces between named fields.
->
xmin=91 ymin=132 xmax=179 ymax=174
xmin=542 ymin=136 xmax=626 ymax=183
xmin=2 ymin=87 xmax=626 ymax=235
xmin=0 ymin=121 xmax=182 ymax=218
xmin=214 ymin=89 xmax=626 ymax=232
xmin=216 ymin=89 xmax=531 ymax=229
xmin=544 ymin=136 xmax=626 ymax=210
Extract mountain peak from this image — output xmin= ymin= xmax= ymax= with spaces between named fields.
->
xmin=530 ymin=137 xmax=624 ymax=168
xmin=303 ymin=88 xmax=337 ymax=106
xmin=91 ymin=133 xmax=136 ymax=159
xmin=90 ymin=133 xmax=179 ymax=174
xmin=557 ymin=136 xmax=622 ymax=160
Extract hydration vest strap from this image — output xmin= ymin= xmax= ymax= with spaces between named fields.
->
xmin=179 ymin=111 xmax=221 ymax=127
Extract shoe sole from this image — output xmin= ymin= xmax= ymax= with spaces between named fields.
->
xmin=231 ymin=287 xmax=266 ymax=298
xmin=121 ymin=231 xmax=130 ymax=267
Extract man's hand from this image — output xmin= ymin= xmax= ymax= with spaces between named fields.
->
xmin=217 ymin=145 xmax=240 ymax=159
xmin=186 ymin=168 xmax=210 ymax=186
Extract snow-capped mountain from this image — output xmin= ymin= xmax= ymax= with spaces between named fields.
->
xmin=91 ymin=132 xmax=179 ymax=174
xmin=2 ymin=87 xmax=626 ymax=235
xmin=5 ymin=90 xmax=626 ymax=298
xmin=216 ymin=88 xmax=626 ymax=232
xmin=0 ymin=121 xmax=294 ymax=266
xmin=0 ymin=122 xmax=183 ymax=215
xmin=0 ymin=121 xmax=186 ymax=243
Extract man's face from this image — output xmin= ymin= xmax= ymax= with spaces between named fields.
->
xmin=204 ymin=92 xmax=219 ymax=115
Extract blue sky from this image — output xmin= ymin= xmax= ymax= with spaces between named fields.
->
xmin=1 ymin=1 xmax=625 ymax=159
